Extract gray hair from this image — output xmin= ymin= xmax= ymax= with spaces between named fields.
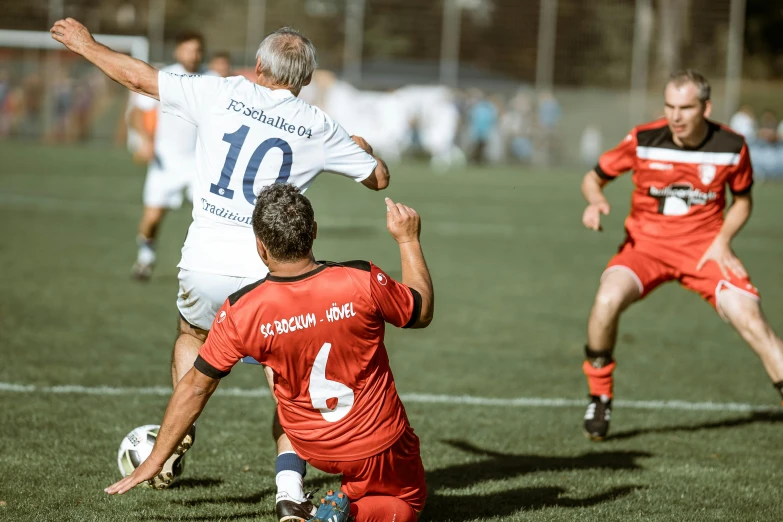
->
xmin=256 ymin=27 xmax=317 ymax=91
xmin=666 ymin=69 xmax=711 ymax=104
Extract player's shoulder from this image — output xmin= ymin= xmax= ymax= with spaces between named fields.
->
xmin=705 ymin=120 xmax=746 ymax=153
xmin=632 ymin=118 xmax=669 ymax=144
xmin=320 ymin=260 xmax=372 ymax=273
xmin=228 ymin=277 xmax=268 ymax=306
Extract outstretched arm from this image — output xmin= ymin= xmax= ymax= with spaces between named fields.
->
xmin=385 ymin=197 xmax=433 ymax=327
xmin=104 ymin=367 xmax=219 ymax=494
xmin=51 ymin=18 xmax=159 ymax=99
xmin=352 ymin=135 xmax=390 ymax=191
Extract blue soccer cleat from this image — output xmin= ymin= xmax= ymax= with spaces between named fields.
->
xmin=308 ymin=489 xmax=351 ymax=522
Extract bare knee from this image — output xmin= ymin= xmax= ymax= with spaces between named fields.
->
xmin=721 ymin=292 xmax=770 ymax=342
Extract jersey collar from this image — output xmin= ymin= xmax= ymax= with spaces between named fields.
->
xmin=266 ymin=263 xmax=328 ymax=283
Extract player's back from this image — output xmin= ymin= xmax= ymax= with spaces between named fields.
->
xmin=205 ymin=260 xmax=418 ymax=461
xmin=158 ymin=73 xmax=376 ymax=279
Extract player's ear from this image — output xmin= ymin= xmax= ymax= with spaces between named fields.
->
xmin=256 ymin=237 xmax=269 ymax=265
xmin=312 ymin=221 xmax=317 ymax=241
xmin=302 ymin=73 xmax=312 ymax=87
xmin=255 ymin=55 xmax=263 ymax=78
xmin=703 ymin=99 xmax=712 ymax=119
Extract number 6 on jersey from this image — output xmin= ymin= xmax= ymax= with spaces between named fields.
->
xmin=309 ymin=343 xmax=354 ymax=422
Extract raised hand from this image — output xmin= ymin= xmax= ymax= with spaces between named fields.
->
xmin=385 ymin=197 xmax=420 ymax=244
xmin=50 ymin=18 xmax=95 ymax=56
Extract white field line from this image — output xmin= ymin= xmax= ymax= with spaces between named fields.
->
xmin=0 ymin=382 xmax=777 ymax=413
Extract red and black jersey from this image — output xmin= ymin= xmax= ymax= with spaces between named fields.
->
xmin=196 ymin=261 xmax=421 ymax=461
xmin=596 ymin=118 xmax=753 ymax=245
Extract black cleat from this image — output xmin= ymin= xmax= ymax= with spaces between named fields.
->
xmin=277 ymin=491 xmax=317 ymax=522
xmin=583 ymin=395 xmax=612 ymax=441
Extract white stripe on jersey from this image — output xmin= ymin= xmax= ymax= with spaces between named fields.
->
xmin=636 ymin=146 xmax=740 ymax=166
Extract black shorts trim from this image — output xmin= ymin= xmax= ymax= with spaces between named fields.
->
xmin=403 ymin=288 xmax=423 ymax=329
xmin=594 ymin=164 xmax=615 ymax=181
xmin=194 ymin=355 xmax=230 ymax=379
xmin=179 ymin=311 xmax=205 ymax=331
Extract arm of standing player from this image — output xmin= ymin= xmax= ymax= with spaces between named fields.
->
xmin=385 ymin=197 xmax=434 ymax=328
xmin=696 ymin=193 xmax=752 ymax=278
xmin=51 ymin=18 xmax=159 ymax=99
xmin=352 ymin=135 xmax=390 ymax=191
xmin=104 ymin=368 xmax=219 ymax=494
xmin=581 ymin=169 xmax=611 ymax=232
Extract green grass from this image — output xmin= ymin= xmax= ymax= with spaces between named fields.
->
xmin=1 ymin=141 xmax=782 ymax=521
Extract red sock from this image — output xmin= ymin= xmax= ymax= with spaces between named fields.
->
xmin=350 ymin=495 xmax=418 ymax=522
xmin=582 ymin=360 xmax=616 ymax=398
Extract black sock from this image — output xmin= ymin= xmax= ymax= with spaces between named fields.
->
xmin=585 ymin=345 xmax=613 ymax=369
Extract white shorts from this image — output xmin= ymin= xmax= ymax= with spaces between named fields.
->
xmin=176 ymin=269 xmax=260 ymax=330
xmin=142 ymin=156 xmax=194 ymax=209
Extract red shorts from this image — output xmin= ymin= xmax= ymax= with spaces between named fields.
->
xmin=604 ymin=238 xmax=760 ymax=310
xmin=307 ymin=426 xmax=427 ymax=514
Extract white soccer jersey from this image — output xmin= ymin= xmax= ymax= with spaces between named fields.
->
xmin=158 ymin=72 xmax=378 ymax=278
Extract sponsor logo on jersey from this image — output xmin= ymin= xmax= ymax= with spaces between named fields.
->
xmin=648 ymin=183 xmax=717 ymax=216
xmin=649 ymin=162 xmax=674 ymax=171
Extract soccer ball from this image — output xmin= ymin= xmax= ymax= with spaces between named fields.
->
xmin=117 ymin=424 xmax=185 ymax=489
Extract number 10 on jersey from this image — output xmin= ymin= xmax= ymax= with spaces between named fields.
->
xmin=210 ymin=125 xmax=293 ymax=205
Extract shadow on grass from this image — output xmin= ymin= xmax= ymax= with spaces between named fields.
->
xmin=167 ymin=477 xmax=224 ymax=490
xmin=173 ymin=475 xmax=335 ymax=507
xmin=608 ymin=411 xmax=783 ymax=441
xmin=420 ymin=485 xmax=641 ymax=522
xmin=430 ymin=440 xmax=651 ymax=489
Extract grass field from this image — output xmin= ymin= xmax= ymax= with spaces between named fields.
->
xmin=1 ymin=141 xmax=782 ymax=522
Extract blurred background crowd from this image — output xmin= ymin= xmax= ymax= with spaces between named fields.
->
xmin=1 ymin=0 xmax=782 ymax=177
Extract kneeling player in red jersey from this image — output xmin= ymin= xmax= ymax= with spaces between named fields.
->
xmin=579 ymin=69 xmax=783 ymax=440
xmin=106 ymin=183 xmax=433 ymax=522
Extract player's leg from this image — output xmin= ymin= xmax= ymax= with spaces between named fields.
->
xmin=268 ymin=363 xmax=314 ymax=521
xmin=134 ymin=162 xmax=182 ymax=280
xmin=582 ymin=244 xmax=672 ymax=441
xmin=679 ymin=255 xmax=783 ymax=404
xmin=349 ymin=497 xmax=418 ymax=522
xmin=172 ymin=315 xmax=208 ymax=385
xmin=718 ymin=289 xmax=783 ymax=404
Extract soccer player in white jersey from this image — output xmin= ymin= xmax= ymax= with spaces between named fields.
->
xmin=130 ymin=32 xmax=211 ymax=280
xmin=51 ymin=18 xmax=390 ymax=522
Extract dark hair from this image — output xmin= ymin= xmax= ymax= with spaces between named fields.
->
xmin=252 ymin=184 xmax=315 ymax=262
xmin=175 ymin=31 xmax=204 ymax=48
xmin=666 ymin=69 xmax=710 ymax=104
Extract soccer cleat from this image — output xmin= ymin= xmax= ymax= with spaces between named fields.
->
xmin=131 ymin=261 xmax=154 ymax=281
xmin=583 ymin=395 xmax=612 ymax=441
xmin=277 ymin=490 xmax=317 ymax=522
xmin=308 ymin=489 xmax=351 ymax=522
xmin=147 ymin=424 xmax=196 ymax=489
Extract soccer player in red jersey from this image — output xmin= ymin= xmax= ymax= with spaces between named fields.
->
xmin=106 ymin=183 xmax=433 ymax=522
xmin=579 ymin=70 xmax=783 ymax=440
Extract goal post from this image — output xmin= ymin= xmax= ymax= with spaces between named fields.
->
xmin=0 ymin=29 xmax=149 ymax=62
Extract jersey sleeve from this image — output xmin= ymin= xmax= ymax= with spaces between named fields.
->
xmin=322 ymin=115 xmax=378 ymax=182
xmin=195 ymin=301 xmax=247 ymax=378
xmin=158 ymin=70 xmax=224 ymax=126
xmin=369 ymin=263 xmax=422 ymax=329
xmin=595 ymin=130 xmax=638 ymax=180
xmin=132 ymin=91 xmax=158 ymax=112
xmin=729 ymin=142 xmax=753 ymax=195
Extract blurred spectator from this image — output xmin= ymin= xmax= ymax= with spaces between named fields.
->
xmin=729 ymin=105 xmax=757 ymax=140
xmin=579 ymin=124 xmax=603 ymax=166
xmin=208 ymin=52 xmax=232 ymax=78
xmin=467 ymin=90 xmax=498 ymax=163
xmin=500 ymin=90 xmax=533 ymax=163
xmin=757 ymin=110 xmax=778 ymax=143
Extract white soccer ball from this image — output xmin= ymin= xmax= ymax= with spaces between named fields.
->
xmin=117 ymin=424 xmax=185 ymax=489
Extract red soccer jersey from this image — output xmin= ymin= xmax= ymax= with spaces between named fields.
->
xmin=595 ymin=119 xmax=753 ymax=245
xmin=196 ymin=261 xmax=421 ymax=461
